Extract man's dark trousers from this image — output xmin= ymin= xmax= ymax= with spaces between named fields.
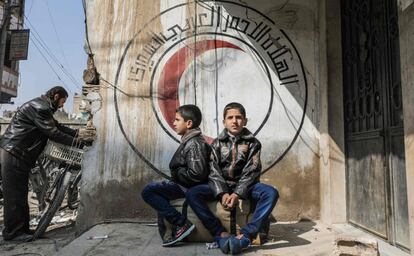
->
xmin=186 ymin=183 xmax=279 ymax=239
xmin=1 ymin=148 xmax=31 ymax=240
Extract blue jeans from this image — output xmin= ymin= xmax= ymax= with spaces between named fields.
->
xmin=141 ymin=181 xmax=186 ymax=226
xmin=186 ymin=183 xmax=279 ymax=239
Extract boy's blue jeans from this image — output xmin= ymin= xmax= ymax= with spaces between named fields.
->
xmin=186 ymin=183 xmax=279 ymax=239
xmin=141 ymin=180 xmax=186 ymax=227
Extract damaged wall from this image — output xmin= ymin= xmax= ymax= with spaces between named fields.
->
xmin=78 ymin=0 xmax=323 ymax=231
xmin=398 ymin=1 xmax=414 ymax=253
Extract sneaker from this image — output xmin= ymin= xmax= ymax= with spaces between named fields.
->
xmin=162 ymin=220 xmax=195 ymax=247
xmin=215 ymin=235 xmax=231 ymax=254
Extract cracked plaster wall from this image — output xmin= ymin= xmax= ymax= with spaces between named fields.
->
xmin=78 ymin=0 xmax=323 ymax=232
xmin=398 ymin=2 xmax=414 ymax=253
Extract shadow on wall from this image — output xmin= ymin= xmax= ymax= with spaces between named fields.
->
xmin=219 ymin=0 xmax=316 ymax=124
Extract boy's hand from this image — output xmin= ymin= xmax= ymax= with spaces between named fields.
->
xmin=226 ymin=193 xmax=239 ymax=209
xmin=221 ymin=193 xmax=231 ymax=210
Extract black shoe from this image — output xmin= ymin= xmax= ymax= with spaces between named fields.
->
xmin=24 ymin=229 xmax=35 ymax=235
xmin=162 ymin=220 xmax=195 ymax=247
xmin=3 ymin=233 xmax=34 ymax=242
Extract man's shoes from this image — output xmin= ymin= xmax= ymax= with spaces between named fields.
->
xmin=215 ymin=235 xmax=231 ymax=254
xmin=24 ymin=229 xmax=35 ymax=235
xmin=162 ymin=220 xmax=195 ymax=247
xmin=14 ymin=233 xmax=34 ymax=242
xmin=3 ymin=232 xmax=34 ymax=242
xmin=229 ymin=234 xmax=251 ymax=255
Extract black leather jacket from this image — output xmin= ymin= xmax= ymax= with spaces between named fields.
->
xmin=209 ymin=128 xmax=262 ymax=199
xmin=0 ymin=95 xmax=79 ymax=167
xmin=169 ymin=128 xmax=211 ymax=188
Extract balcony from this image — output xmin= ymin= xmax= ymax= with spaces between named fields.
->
xmin=0 ymin=65 xmax=18 ymax=102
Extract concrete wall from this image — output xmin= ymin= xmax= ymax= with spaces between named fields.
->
xmin=398 ymin=1 xmax=414 ymax=254
xmin=318 ymin=0 xmax=346 ymax=225
xmin=78 ymin=0 xmax=323 ymax=231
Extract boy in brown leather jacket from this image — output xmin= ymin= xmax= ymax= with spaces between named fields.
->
xmin=186 ymin=102 xmax=279 ymax=254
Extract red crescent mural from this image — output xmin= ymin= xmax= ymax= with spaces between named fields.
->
xmin=157 ymin=40 xmax=243 ymax=142
xmin=114 ymin=2 xmax=308 ymax=176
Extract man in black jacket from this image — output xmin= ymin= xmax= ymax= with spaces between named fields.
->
xmin=0 ymin=86 xmax=88 ymax=241
xmin=186 ymin=102 xmax=279 ymax=254
xmin=141 ymin=104 xmax=211 ymax=247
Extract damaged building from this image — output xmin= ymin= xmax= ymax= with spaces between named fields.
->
xmin=79 ymin=0 xmax=414 ymax=254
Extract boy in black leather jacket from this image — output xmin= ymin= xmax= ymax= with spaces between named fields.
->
xmin=141 ymin=104 xmax=211 ymax=247
xmin=186 ymin=102 xmax=279 ymax=254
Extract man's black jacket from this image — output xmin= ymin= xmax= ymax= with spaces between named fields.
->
xmin=209 ymin=128 xmax=262 ymax=199
xmin=169 ymin=128 xmax=211 ymax=188
xmin=0 ymin=95 xmax=79 ymax=167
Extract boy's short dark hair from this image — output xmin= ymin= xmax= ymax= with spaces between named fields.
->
xmin=176 ymin=104 xmax=202 ymax=129
xmin=223 ymin=102 xmax=246 ymax=119
xmin=46 ymin=86 xmax=68 ymax=100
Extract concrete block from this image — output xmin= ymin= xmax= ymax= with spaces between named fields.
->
xmin=333 ymin=236 xmax=380 ymax=256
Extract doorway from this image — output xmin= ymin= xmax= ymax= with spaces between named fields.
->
xmin=341 ymin=0 xmax=409 ymax=250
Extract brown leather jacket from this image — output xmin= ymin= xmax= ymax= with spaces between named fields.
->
xmin=0 ymin=95 xmax=80 ymax=167
xmin=208 ymin=128 xmax=262 ymax=199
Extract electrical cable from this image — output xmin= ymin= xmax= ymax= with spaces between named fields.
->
xmin=24 ymin=19 xmax=82 ymax=90
xmin=29 ymin=37 xmax=73 ymax=94
xmin=24 ymin=14 xmax=82 ymax=90
xmin=26 ymin=0 xmax=34 ymax=17
xmin=193 ymin=0 xmax=197 ymax=106
xmin=45 ymin=0 xmax=81 ymax=86
xmin=213 ymin=1 xmax=220 ymax=136
xmin=100 ymin=77 xmax=171 ymax=100
xmin=81 ymin=0 xmax=93 ymax=56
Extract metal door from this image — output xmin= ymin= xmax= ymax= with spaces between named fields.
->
xmin=341 ymin=0 xmax=409 ymax=249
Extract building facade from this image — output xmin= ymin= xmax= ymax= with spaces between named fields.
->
xmin=80 ymin=0 xmax=414 ymax=253
xmin=0 ymin=0 xmax=25 ymax=103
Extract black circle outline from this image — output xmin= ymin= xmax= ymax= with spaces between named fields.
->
xmin=113 ymin=1 xmax=308 ymax=177
xmin=262 ymin=30 xmax=308 ymax=174
xmin=150 ymin=34 xmax=274 ymax=143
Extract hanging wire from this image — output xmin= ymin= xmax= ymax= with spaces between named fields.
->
xmin=81 ymin=0 xmax=93 ymax=56
xmin=213 ymin=1 xmax=220 ymax=136
xmin=45 ymin=0 xmax=81 ymax=86
xmin=23 ymin=15 xmax=82 ymax=90
xmin=29 ymin=37 xmax=73 ymax=94
xmin=26 ymin=0 xmax=34 ymax=17
xmin=193 ymin=0 xmax=197 ymax=105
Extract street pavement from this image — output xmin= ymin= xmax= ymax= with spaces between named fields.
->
xmin=0 ymin=220 xmax=410 ymax=256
